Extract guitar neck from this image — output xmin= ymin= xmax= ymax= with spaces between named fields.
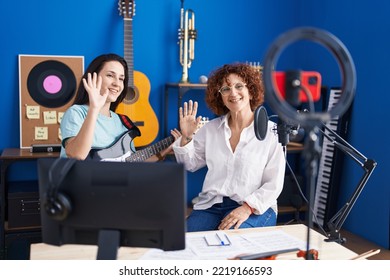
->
xmin=125 ymin=135 xmax=175 ymax=162
xmin=124 ymin=18 xmax=134 ymax=87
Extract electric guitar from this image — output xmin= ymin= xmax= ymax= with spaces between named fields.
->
xmin=89 ymin=132 xmax=175 ymax=162
xmin=116 ymin=0 xmax=159 ymax=148
xmin=88 ymin=117 xmax=209 ymax=162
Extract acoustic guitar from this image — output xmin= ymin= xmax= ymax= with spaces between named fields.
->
xmin=116 ymin=0 xmax=159 ymax=148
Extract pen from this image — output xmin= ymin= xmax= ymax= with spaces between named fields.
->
xmin=216 ymin=233 xmax=225 ymax=245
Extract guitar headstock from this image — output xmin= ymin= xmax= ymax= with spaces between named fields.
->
xmin=118 ymin=0 xmax=136 ymax=19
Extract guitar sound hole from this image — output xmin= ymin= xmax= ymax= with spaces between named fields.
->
xmin=122 ymin=86 xmax=139 ymax=105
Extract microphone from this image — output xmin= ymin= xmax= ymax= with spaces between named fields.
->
xmin=255 ymin=105 xmax=302 ymax=145
xmin=276 ymin=119 xmax=290 ymax=146
xmin=275 ymin=117 xmax=301 ymax=147
xmin=254 ymin=106 xmax=268 ymax=141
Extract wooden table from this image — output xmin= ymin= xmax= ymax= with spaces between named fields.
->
xmin=30 ymin=224 xmax=358 ymax=260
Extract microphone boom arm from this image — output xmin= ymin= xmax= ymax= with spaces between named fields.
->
xmin=318 ymin=122 xmax=377 ymax=243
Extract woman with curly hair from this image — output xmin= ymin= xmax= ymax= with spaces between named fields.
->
xmin=172 ymin=63 xmax=286 ymax=232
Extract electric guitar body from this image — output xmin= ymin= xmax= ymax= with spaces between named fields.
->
xmin=117 ymin=0 xmax=159 ymax=148
xmin=88 ymin=118 xmax=209 ymax=162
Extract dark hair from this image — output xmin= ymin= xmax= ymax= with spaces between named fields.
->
xmin=73 ymin=53 xmax=129 ymax=112
xmin=205 ymin=63 xmax=264 ymax=116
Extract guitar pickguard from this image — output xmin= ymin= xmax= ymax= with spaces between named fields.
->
xmin=89 ymin=131 xmax=134 ymax=160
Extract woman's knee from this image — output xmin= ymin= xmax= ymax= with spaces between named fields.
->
xmin=240 ymin=208 xmax=277 ymax=228
xmin=186 ymin=210 xmax=220 ymax=232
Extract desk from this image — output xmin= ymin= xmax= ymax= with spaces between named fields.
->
xmin=30 ymin=224 xmax=358 ymax=260
xmin=0 ymin=148 xmax=59 ymax=259
xmin=164 ymin=83 xmax=207 ymax=137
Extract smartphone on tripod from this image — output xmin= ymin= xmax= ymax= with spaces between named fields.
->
xmin=273 ymin=71 xmax=321 ymax=103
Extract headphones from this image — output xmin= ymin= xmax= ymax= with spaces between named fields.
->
xmin=45 ymin=158 xmax=77 ymax=221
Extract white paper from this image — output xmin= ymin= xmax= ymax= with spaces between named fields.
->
xmin=138 ymin=230 xmax=307 ymax=260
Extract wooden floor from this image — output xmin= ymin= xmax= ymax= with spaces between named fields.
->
xmin=339 ymin=229 xmax=390 ymax=260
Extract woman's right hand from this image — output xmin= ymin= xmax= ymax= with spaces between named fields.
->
xmin=82 ymin=72 xmax=108 ymax=111
xmin=179 ymin=100 xmax=201 ymax=145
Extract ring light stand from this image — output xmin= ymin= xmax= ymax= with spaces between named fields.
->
xmin=263 ymin=27 xmax=358 ymax=259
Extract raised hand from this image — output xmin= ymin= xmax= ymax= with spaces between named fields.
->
xmin=82 ymin=72 xmax=109 ymax=111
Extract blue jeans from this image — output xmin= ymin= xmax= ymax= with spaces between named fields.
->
xmin=187 ymin=197 xmax=277 ymax=232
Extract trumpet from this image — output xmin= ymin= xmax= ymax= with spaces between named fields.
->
xmin=178 ymin=0 xmax=197 ymax=83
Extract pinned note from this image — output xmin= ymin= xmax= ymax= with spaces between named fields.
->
xmin=35 ymin=127 xmax=48 ymax=140
xmin=43 ymin=111 xmax=57 ymax=124
xmin=26 ymin=105 xmax=40 ymax=119
xmin=58 ymin=112 xmax=64 ymax=124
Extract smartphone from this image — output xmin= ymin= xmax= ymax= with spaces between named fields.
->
xmin=273 ymin=71 xmax=321 ymax=103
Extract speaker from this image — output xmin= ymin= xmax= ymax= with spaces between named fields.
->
xmin=44 ymin=158 xmax=76 ymax=221
xmin=19 ymin=55 xmax=84 ymax=148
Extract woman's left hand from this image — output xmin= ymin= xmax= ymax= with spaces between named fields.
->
xmin=170 ymin=128 xmax=182 ymax=140
xmin=218 ymin=205 xmax=252 ymax=230
xmin=162 ymin=129 xmax=182 ymax=154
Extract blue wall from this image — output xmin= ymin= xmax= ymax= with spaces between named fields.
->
xmin=0 ymin=0 xmax=388 ymax=248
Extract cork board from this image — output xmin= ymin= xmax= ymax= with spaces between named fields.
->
xmin=19 ymin=55 xmax=84 ymax=148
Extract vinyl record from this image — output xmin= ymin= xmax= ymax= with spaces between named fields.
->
xmin=27 ymin=60 xmax=77 ymax=108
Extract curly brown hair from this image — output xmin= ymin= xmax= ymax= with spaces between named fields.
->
xmin=205 ymin=63 xmax=264 ymax=116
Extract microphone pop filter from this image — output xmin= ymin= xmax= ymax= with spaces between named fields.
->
xmin=254 ymin=106 xmax=268 ymax=141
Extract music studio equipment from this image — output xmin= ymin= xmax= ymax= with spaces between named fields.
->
xmin=44 ymin=158 xmax=77 ymax=221
xmin=254 ymin=105 xmax=300 ymax=146
xmin=116 ymin=0 xmax=159 ymax=148
xmin=89 ymin=133 xmax=174 ymax=162
xmin=312 ymin=89 xmax=377 ymax=243
xmin=263 ymin=27 xmax=356 ymax=128
xmin=254 ymin=106 xmax=268 ymax=141
xmin=274 ymin=114 xmax=301 ymax=147
xmin=261 ymin=27 xmax=376 ymax=253
xmin=178 ymin=0 xmax=197 ymax=83
xmin=30 ymin=144 xmax=61 ymax=153
xmin=313 ymin=89 xmax=351 ymax=228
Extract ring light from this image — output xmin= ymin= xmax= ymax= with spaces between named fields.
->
xmin=263 ymin=27 xmax=356 ymax=127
